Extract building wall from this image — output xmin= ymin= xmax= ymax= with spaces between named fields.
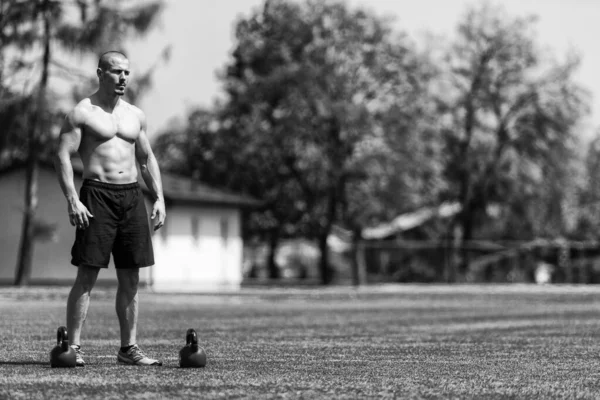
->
xmin=151 ymin=205 xmax=243 ymax=292
xmin=0 ymin=167 xmax=243 ymax=290
xmin=0 ymin=167 xmax=151 ymax=285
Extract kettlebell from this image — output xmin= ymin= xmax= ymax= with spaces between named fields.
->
xmin=179 ymin=328 xmax=207 ymax=368
xmin=50 ymin=326 xmax=76 ymax=368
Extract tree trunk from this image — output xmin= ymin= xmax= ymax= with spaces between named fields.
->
xmin=14 ymin=0 xmax=50 ymax=286
xmin=318 ymin=186 xmax=338 ymax=285
xmin=444 ymin=223 xmax=460 ymax=283
xmin=317 ymin=232 xmax=331 ymax=285
xmin=266 ymin=228 xmax=280 ymax=279
xmin=458 ymin=204 xmax=474 ymax=281
xmin=350 ymin=227 xmax=366 ymax=287
xmin=15 ymin=158 xmax=39 ymax=286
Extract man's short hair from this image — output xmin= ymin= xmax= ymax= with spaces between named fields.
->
xmin=98 ymin=51 xmax=128 ymax=70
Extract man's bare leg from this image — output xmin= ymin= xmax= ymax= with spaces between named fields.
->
xmin=115 ymin=268 xmax=161 ymax=365
xmin=67 ymin=265 xmax=100 ymax=346
xmin=116 ymin=268 xmax=139 ymax=347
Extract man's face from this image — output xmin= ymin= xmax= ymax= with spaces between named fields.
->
xmin=98 ymin=56 xmax=130 ymax=96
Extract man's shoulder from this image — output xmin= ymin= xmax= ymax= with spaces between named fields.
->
xmin=119 ymin=100 xmax=146 ymax=124
xmin=74 ymin=97 xmax=94 ymax=110
xmin=68 ymin=98 xmax=94 ymax=124
xmin=120 ymin=100 xmax=144 ymax=116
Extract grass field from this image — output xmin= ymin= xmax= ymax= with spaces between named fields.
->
xmin=1 ymin=284 xmax=600 ymax=399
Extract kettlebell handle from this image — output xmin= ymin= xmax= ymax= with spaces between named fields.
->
xmin=57 ymin=326 xmax=68 ymax=345
xmin=186 ymin=329 xmax=198 ymax=346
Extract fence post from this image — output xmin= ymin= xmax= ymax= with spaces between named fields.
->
xmin=578 ymin=243 xmax=588 ymax=284
xmin=352 ymin=238 xmax=368 ymax=287
xmin=559 ymin=242 xmax=572 ymax=284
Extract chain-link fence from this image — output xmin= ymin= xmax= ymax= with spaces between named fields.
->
xmin=360 ymin=239 xmax=600 ymax=284
xmin=243 ymin=238 xmax=600 ymax=284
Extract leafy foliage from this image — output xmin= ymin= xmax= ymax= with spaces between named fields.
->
xmin=1 ymin=0 xmax=165 ymax=163
xmin=154 ymin=0 xmax=443 ymax=283
xmin=439 ymin=3 xmax=589 ymax=247
xmin=153 ymin=0 xmax=593 ymax=284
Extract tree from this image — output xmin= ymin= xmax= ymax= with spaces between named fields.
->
xmin=2 ymin=0 xmax=164 ymax=285
xmin=439 ymin=4 xmax=589 ymax=278
xmin=0 ymin=1 xmax=36 ymax=167
xmin=202 ymin=0 xmax=436 ymax=284
xmin=575 ymin=132 xmax=600 ymax=239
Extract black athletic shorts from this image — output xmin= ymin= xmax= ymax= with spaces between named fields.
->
xmin=71 ymin=179 xmax=154 ymax=269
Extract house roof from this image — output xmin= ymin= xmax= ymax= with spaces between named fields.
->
xmin=361 ymin=202 xmax=461 ymax=240
xmin=148 ymin=172 xmax=263 ymax=208
xmin=1 ymin=158 xmax=263 ymax=209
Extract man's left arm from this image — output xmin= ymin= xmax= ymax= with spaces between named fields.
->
xmin=135 ymin=111 xmax=165 ymax=231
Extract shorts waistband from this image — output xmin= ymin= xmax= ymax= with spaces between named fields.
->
xmin=82 ymin=179 xmax=140 ymax=191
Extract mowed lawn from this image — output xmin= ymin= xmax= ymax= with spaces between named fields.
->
xmin=1 ymin=285 xmax=600 ymax=399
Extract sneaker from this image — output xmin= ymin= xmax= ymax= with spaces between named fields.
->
xmin=70 ymin=345 xmax=85 ymax=367
xmin=117 ymin=344 xmax=162 ymax=366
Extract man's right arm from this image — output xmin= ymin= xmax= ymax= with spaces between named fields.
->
xmin=53 ymin=109 xmax=93 ymax=228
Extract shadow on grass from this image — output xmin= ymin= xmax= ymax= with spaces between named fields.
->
xmin=0 ymin=361 xmax=48 ymax=366
xmin=0 ymin=360 xmax=189 ymax=369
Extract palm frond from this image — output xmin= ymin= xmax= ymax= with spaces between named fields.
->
xmin=53 ymin=1 xmax=164 ymax=54
xmin=120 ymin=1 xmax=163 ymax=35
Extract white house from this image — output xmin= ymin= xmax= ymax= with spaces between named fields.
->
xmin=0 ymin=159 xmax=261 ymax=291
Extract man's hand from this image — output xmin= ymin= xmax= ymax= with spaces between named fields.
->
xmin=151 ymin=198 xmax=166 ymax=231
xmin=68 ymin=199 xmax=93 ymax=229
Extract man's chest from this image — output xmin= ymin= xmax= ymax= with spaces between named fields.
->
xmin=83 ymin=110 xmax=140 ymax=142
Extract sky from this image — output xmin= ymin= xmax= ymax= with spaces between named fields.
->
xmin=127 ymin=0 xmax=600 ymax=139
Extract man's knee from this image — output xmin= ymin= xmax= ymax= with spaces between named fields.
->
xmin=74 ymin=266 xmax=100 ymax=292
xmin=117 ymin=269 xmax=140 ymax=292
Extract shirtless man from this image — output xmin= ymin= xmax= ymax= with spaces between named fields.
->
xmin=53 ymin=51 xmax=165 ymax=366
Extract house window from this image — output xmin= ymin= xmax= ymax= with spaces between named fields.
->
xmin=220 ymin=217 xmax=229 ymax=245
xmin=191 ymin=215 xmax=200 ymax=241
